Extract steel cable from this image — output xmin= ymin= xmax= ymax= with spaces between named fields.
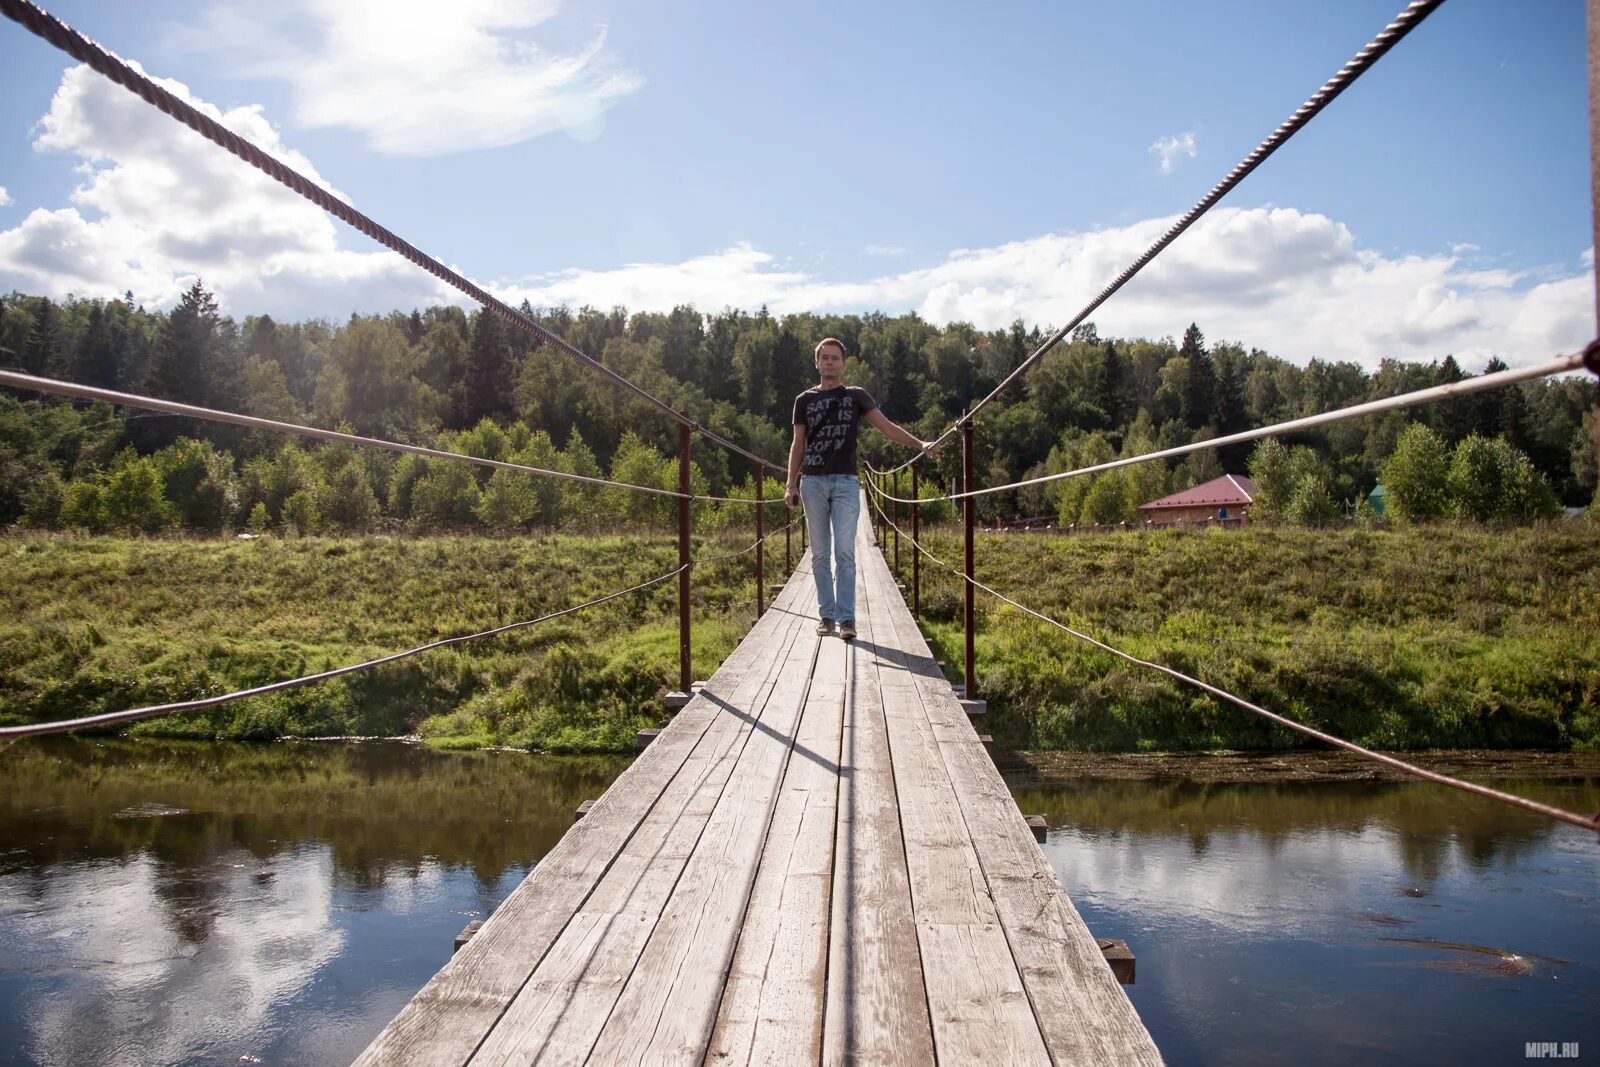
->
xmin=0 ymin=0 xmax=782 ymax=473
xmin=866 ymin=349 xmax=1587 ymax=504
xmin=0 ymin=369 xmax=788 ymax=504
xmin=881 ymin=0 xmax=1448 ymax=476
xmin=865 ymin=494 xmax=1600 ymax=836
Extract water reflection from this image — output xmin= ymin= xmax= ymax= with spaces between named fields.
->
xmin=0 ymin=738 xmax=627 ymax=1066
xmin=1020 ymin=776 xmax=1600 ymax=1066
xmin=4 ymin=740 xmax=1597 ymax=1065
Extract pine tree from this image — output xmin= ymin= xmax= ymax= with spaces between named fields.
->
xmin=1098 ymin=341 xmax=1126 ymax=427
xmin=23 ymin=299 xmax=63 ymax=377
xmin=1178 ymin=323 xmax=1215 ymax=429
xmin=75 ymin=300 xmax=120 ymax=389
xmin=464 ymin=309 xmax=515 ymax=425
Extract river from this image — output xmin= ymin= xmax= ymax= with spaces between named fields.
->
xmin=1 ymin=738 xmax=1595 ymax=1065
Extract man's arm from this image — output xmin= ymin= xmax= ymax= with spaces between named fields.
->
xmin=785 ymin=423 xmax=805 ymax=507
xmin=865 ymin=407 xmax=939 ymax=455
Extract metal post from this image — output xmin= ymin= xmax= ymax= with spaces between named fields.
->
xmin=963 ymin=417 xmax=976 ymax=701
xmin=678 ymin=423 xmax=692 ymax=694
xmin=785 ymin=499 xmax=792 ymax=574
xmin=755 ymin=465 xmax=765 ymax=618
xmin=892 ymin=470 xmax=900 ymax=575
xmin=911 ymin=465 xmax=921 ymax=618
xmin=1590 ymin=0 xmax=1600 ymax=473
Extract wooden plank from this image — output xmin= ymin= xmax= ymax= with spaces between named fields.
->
xmin=580 ymin=631 xmax=833 ymax=1065
xmin=706 ymin=620 xmax=847 ymax=1064
xmin=355 ymin=562 xmax=814 ymax=1066
xmin=467 ymin=607 xmax=817 ymax=1066
xmin=821 ymin=617 xmax=935 ymax=1063
xmin=861 ymin=526 xmax=1165 ymax=1065
xmin=854 ymin=542 xmax=1050 ymax=1065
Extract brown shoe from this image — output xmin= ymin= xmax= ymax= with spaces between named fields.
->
xmin=838 ymin=619 xmax=857 ymax=641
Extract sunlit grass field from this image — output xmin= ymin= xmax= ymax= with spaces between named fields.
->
xmin=4 ymin=521 xmax=1596 ymax=753
xmin=0 ymin=531 xmax=769 ymax=752
xmin=902 ymin=521 xmax=1600 ymax=752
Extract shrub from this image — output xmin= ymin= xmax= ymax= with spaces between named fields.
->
xmin=1383 ymin=423 xmax=1450 ymax=522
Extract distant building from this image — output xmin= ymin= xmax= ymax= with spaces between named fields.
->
xmin=1138 ymin=474 xmax=1256 ymax=524
xmin=1367 ymin=483 xmax=1388 ymax=515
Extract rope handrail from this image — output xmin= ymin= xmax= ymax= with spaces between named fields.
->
xmin=0 ymin=0 xmax=784 ymax=474
xmin=0 ymin=523 xmax=796 ymax=741
xmin=864 ymin=493 xmax=1600 ymax=837
xmin=866 ymin=349 xmax=1587 ymax=504
xmin=0 ymin=369 xmax=789 ymax=503
xmin=879 ymin=0 xmax=1448 ymax=476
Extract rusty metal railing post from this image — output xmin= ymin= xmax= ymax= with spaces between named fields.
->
xmin=911 ymin=465 xmax=921 ymax=618
xmin=756 ymin=465 xmax=765 ymax=618
xmin=892 ymin=470 xmax=901 ymax=575
xmin=785 ymin=494 xmax=792 ymax=574
xmin=963 ymin=416 xmax=976 ymax=700
xmin=678 ymin=423 xmax=692 ymax=693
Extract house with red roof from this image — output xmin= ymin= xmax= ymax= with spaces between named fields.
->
xmin=1138 ymin=474 xmax=1256 ymax=524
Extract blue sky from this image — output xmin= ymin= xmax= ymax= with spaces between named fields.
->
xmin=0 ymin=0 xmax=1591 ymax=368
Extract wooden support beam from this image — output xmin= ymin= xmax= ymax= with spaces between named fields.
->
xmin=1098 ymin=939 xmax=1136 ymax=985
xmin=1024 ymin=814 xmax=1047 ymax=843
xmin=574 ymin=799 xmax=595 ymax=823
xmin=636 ymin=728 xmax=661 ymax=752
xmin=454 ymin=920 xmax=484 ymax=955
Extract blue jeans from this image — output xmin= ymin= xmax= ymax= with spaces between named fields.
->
xmin=800 ymin=474 xmax=860 ymax=622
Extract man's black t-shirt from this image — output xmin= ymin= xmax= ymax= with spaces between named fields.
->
xmin=792 ymin=385 xmax=877 ymax=477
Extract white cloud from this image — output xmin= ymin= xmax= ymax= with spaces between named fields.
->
xmin=493 ymin=207 xmax=1593 ymax=370
xmin=3 ymin=849 xmax=344 ymax=1065
xmin=177 ymin=0 xmax=642 ymax=155
xmin=0 ymin=64 xmax=1586 ymax=371
xmin=0 ymin=186 xmax=11 ymax=206
xmin=1150 ymin=131 xmax=1197 ymax=175
xmin=0 ymin=63 xmax=452 ymax=318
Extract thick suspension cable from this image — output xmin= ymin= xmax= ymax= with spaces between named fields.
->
xmin=868 ymin=349 xmax=1586 ymax=504
xmin=0 ymin=369 xmax=693 ymax=499
xmin=867 ymin=496 xmax=1600 ymax=837
xmin=882 ymin=0 xmax=1448 ymax=475
xmin=0 ymin=522 xmax=798 ymax=741
xmin=0 ymin=0 xmax=782 ymax=473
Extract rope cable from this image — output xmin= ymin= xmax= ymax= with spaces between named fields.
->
xmin=0 ymin=369 xmax=773 ymax=502
xmin=881 ymin=0 xmax=1448 ymax=475
xmin=867 ymin=349 xmax=1586 ymax=504
xmin=865 ymin=494 xmax=1600 ymax=836
xmin=0 ymin=0 xmax=782 ymax=473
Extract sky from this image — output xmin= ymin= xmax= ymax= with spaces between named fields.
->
xmin=0 ymin=0 xmax=1592 ymax=370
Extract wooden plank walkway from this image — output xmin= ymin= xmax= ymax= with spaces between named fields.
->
xmin=357 ymin=495 xmax=1162 ymax=1065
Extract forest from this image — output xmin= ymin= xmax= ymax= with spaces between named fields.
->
xmin=1 ymin=282 xmax=1594 ymax=535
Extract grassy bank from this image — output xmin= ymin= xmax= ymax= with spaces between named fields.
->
xmin=900 ymin=522 xmax=1600 ymax=752
xmin=0 ymin=531 xmax=769 ymax=751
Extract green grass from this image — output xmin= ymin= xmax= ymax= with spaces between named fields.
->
xmin=0 ymin=531 xmax=770 ymax=752
xmin=896 ymin=522 xmax=1600 ymax=752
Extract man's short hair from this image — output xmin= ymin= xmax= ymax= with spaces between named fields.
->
xmin=814 ymin=337 xmax=847 ymax=359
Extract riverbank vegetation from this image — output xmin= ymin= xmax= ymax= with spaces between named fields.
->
xmin=907 ymin=522 xmax=1600 ymax=752
xmin=3 ymin=290 xmax=1592 ymax=540
xmin=3 ymin=522 xmax=1595 ymax=754
xmin=0 ymin=532 xmax=770 ymax=751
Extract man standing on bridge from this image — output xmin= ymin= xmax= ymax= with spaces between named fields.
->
xmin=785 ymin=337 xmax=936 ymax=641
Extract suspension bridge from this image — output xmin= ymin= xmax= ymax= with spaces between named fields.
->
xmin=2 ymin=0 xmax=1598 ymax=1062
